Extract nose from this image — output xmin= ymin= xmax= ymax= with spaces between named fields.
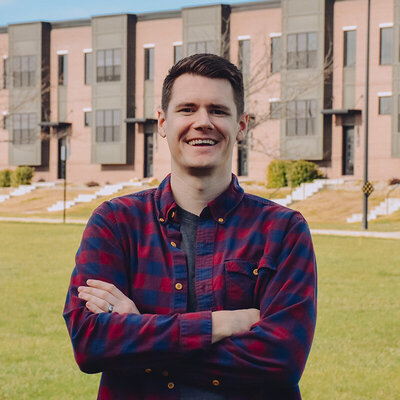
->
xmin=192 ymin=108 xmax=214 ymax=130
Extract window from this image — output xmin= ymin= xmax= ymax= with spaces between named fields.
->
xmin=271 ymin=36 xmax=281 ymax=73
xmin=286 ymin=99 xmax=317 ymax=136
xmin=144 ymin=48 xmax=154 ymax=81
xmin=187 ymin=41 xmax=215 ymax=56
xmin=287 ymin=32 xmax=317 ymax=69
xmin=96 ymin=109 xmax=120 ymax=142
xmin=270 ymin=101 xmax=281 ymax=119
xmin=379 ymin=96 xmax=392 ymax=115
xmin=13 ymin=55 xmax=35 ymax=87
xmin=344 ymin=30 xmax=356 ymax=67
xmin=380 ymin=27 xmax=393 ymax=65
xmin=58 ymin=54 xmax=68 ymax=86
xmin=174 ymin=45 xmax=183 ymax=64
xmin=84 ymin=111 xmax=92 ymax=127
xmin=238 ymin=40 xmax=250 ymax=76
xmin=97 ymin=49 xmax=121 ymax=82
xmin=13 ymin=113 xmax=36 ymax=144
xmin=3 ymin=58 xmax=8 ymax=89
xmin=85 ymin=52 xmax=92 ymax=85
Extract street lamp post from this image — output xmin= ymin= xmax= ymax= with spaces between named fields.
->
xmin=363 ymin=0 xmax=371 ymax=230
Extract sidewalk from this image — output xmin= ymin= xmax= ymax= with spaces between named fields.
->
xmin=310 ymin=229 xmax=400 ymax=239
xmin=0 ymin=216 xmax=88 ymax=224
xmin=1 ymin=216 xmax=400 ymax=239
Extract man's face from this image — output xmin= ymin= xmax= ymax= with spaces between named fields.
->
xmin=158 ymin=74 xmax=248 ymax=176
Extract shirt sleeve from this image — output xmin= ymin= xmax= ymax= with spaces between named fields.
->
xmin=174 ymin=212 xmax=317 ymax=391
xmin=63 ymin=202 xmax=212 ymax=374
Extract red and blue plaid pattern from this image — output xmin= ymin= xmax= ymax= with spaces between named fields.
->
xmin=63 ymin=174 xmax=317 ymax=399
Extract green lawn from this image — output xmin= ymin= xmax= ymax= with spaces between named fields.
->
xmin=0 ymin=222 xmax=399 ymax=399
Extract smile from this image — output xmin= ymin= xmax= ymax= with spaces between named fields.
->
xmin=187 ymin=139 xmax=217 ymax=146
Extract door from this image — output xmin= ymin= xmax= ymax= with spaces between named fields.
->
xmin=342 ymin=126 xmax=354 ymax=175
xmin=144 ymin=133 xmax=154 ymax=178
xmin=58 ymin=137 xmax=66 ymax=179
xmin=237 ymin=138 xmax=248 ymax=176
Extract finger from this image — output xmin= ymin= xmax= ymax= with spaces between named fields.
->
xmin=86 ymin=280 xmax=127 ymax=301
xmin=79 ymin=286 xmax=117 ymax=305
xmin=85 ymin=301 xmax=105 ymax=314
xmin=79 ymin=292 xmax=110 ymax=313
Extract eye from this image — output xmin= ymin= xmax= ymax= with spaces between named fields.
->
xmin=178 ymin=107 xmax=194 ymax=113
xmin=211 ymin=109 xmax=228 ymax=116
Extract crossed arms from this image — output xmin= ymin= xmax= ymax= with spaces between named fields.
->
xmin=63 ymin=206 xmax=317 ymax=390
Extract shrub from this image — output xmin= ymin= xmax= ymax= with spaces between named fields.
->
xmin=0 ymin=169 xmax=12 ymax=187
xmin=287 ymin=160 xmax=323 ymax=187
xmin=266 ymin=160 xmax=293 ymax=188
xmin=389 ymin=178 xmax=400 ymax=186
xmin=11 ymin=166 xmax=34 ymax=187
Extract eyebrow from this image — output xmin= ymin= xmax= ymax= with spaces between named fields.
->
xmin=174 ymin=102 xmax=231 ymax=112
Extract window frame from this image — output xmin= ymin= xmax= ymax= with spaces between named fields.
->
xmin=378 ymin=95 xmax=392 ymax=115
xmin=271 ymin=36 xmax=281 ymax=73
xmin=286 ymin=99 xmax=317 ymax=136
xmin=96 ymin=49 xmax=121 ymax=83
xmin=12 ymin=112 xmax=37 ymax=145
xmin=379 ymin=27 xmax=393 ymax=66
xmin=58 ymin=54 xmax=68 ymax=86
xmin=238 ymin=39 xmax=251 ymax=76
xmin=95 ymin=109 xmax=121 ymax=142
xmin=287 ymin=32 xmax=318 ymax=70
xmin=84 ymin=52 xmax=92 ymax=85
xmin=144 ymin=48 xmax=155 ymax=81
xmin=12 ymin=55 xmax=36 ymax=88
xmin=343 ymin=29 xmax=356 ymax=67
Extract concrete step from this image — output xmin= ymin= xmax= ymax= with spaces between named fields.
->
xmin=346 ymin=198 xmax=400 ymax=223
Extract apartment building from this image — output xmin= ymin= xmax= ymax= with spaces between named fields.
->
xmin=0 ymin=0 xmax=399 ymax=184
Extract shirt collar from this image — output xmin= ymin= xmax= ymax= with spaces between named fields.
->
xmin=155 ymin=174 xmax=244 ymax=224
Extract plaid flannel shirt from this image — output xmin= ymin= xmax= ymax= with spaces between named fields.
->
xmin=63 ymin=174 xmax=317 ymax=400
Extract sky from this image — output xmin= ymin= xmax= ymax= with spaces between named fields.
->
xmin=0 ymin=0 xmax=258 ymax=26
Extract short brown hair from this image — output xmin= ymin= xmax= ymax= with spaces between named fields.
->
xmin=161 ymin=53 xmax=244 ymax=118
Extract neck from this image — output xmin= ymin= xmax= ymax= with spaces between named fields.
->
xmin=170 ymin=168 xmax=232 ymax=216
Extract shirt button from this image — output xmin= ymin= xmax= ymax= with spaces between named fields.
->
xmin=167 ymin=382 xmax=175 ymax=389
xmin=144 ymin=368 xmax=152 ymax=373
xmin=175 ymin=282 xmax=183 ymax=290
xmin=159 ymin=217 xmax=165 ymax=223
xmin=217 ymin=217 xmax=224 ymax=223
xmin=170 ymin=241 xmax=177 ymax=247
xmin=212 ymin=379 xmax=220 ymax=386
xmin=162 ymin=370 xmax=169 ymax=377
xmin=253 ymin=268 xmax=259 ymax=276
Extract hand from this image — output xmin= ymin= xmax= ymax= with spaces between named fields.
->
xmin=211 ymin=308 xmax=260 ymax=344
xmin=78 ymin=279 xmax=140 ymax=315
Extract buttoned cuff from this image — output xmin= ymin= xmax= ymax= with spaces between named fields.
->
xmin=180 ymin=311 xmax=212 ymax=352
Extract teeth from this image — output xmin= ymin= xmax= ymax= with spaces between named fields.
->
xmin=188 ymin=139 xmax=217 ymax=146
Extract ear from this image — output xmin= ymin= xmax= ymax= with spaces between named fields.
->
xmin=157 ymin=109 xmax=167 ymax=138
xmin=236 ymin=112 xmax=249 ymax=141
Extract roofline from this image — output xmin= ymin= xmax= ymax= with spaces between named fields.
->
xmin=0 ymin=0 xmax=277 ymax=31
xmin=231 ymin=0 xmax=281 ymax=12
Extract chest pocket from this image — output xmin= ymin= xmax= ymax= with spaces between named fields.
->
xmin=224 ymin=257 xmax=276 ymax=310
xmin=224 ymin=260 xmax=259 ymax=310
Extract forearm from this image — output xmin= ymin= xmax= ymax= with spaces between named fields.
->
xmin=63 ymin=304 xmax=212 ymax=374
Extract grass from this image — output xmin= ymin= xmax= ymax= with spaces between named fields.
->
xmin=0 ymin=222 xmax=399 ymax=399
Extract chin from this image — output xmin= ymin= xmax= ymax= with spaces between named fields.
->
xmin=185 ymin=165 xmax=216 ymax=177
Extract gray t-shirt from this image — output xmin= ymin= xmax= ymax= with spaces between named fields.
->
xmin=178 ymin=206 xmax=225 ymax=400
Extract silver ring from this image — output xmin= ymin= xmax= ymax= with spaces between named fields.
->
xmin=108 ymin=304 xmax=114 ymax=313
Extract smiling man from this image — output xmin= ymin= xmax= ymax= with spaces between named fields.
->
xmin=64 ymin=54 xmax=317 ymax=400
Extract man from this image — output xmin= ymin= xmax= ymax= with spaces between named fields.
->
xmin=64 ymin=53 xmax=317 ymax=399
